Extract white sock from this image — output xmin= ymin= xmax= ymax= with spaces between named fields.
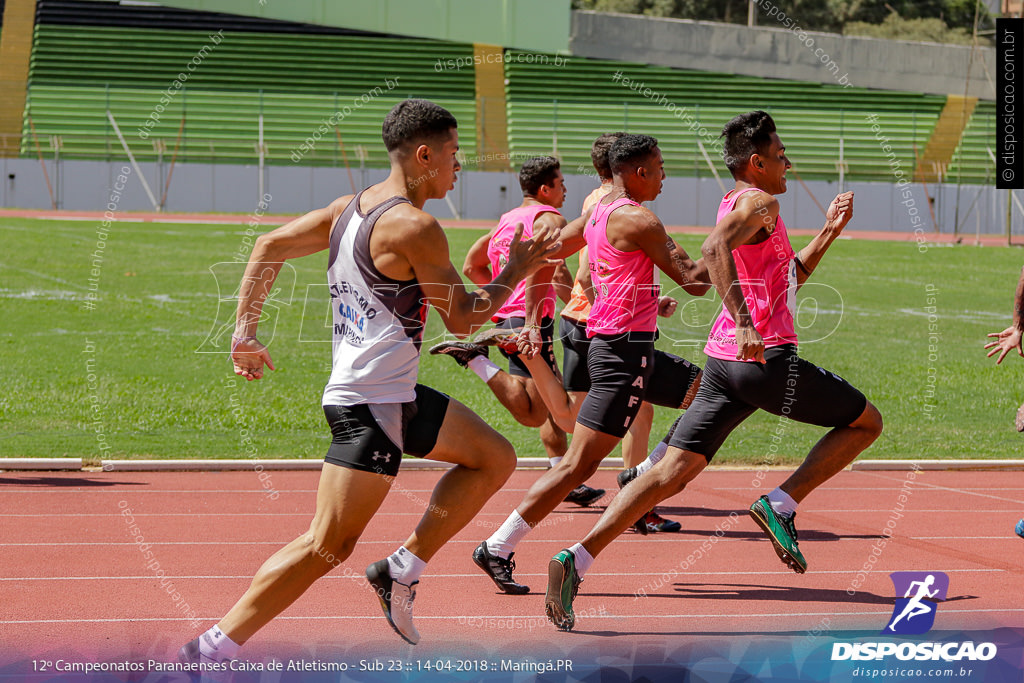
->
xmin=486 ymin=510 xmax=532 ymax=559
xmin=199 ymin=624 xmax=240 ymax=662
xmin=549 ymin=456 xmax=563 ymax=467
xmin=635 ymin=441 xmax=668 ymax=476
xmin=386 ymin=546 xmax=427 ymax=585
xmin=767 ymin=487 xmax=797 ymax=517
xmin=468 ymin=356 xmax=501 ymax=382
xmin=569 ymin=543 xmax=595 ymax=577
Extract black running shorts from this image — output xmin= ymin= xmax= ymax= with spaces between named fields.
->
xmin=560 ymin=318 xmax=700 ymax=403
xmin=575 ymin=332 xmax=656 ymax=438
xmin=323 ymin=384 xmax=450 ymax=477
xmin=495 ymin=316 xmax=557 ymax=378
xmin=559 ymin=317 xmax=592 ymax=393
xmin=646 ymin=350 xmax=702 ymax=409
xmin=668 ymin=344 xmax=867 ymax=461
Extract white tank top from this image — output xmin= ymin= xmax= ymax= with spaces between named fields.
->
xmin=322 ymin=190 xmax=426 ymax=406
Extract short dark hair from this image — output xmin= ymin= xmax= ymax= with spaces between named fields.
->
xmin=608 ymin=134 xmax=659 ymax=175
xmin=591 ymin=132 xmax=625 ymax=179
xmin=381 ymin=99 xmax=458 ymax=153
xmin=518 ymin=156 xmax=561 ymax=196
xmin=721 ymin=111 xmax=776 ymax=174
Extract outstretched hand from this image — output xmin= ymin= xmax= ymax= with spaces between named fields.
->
xmin=825 ymin=192 xmax=855 ymax=233
xmin=506 ymin=221 xmax=563 ymax=279
xmin=985 ymin=326 xmax=1024 ymax=365
xmin=232 ymin=337 xmax=276 ymax=381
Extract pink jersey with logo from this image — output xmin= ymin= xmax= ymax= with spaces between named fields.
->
xmin=704 ymin=187 xmax=798 ymax=361
xmin=584 ymin=195 xmax=659 ymax=337
xmin=487 ymin=204 xmax=558 ymax=321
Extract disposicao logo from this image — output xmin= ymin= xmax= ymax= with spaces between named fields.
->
xmin=831 ymin=571 xmax=997 ymax=662
xmin=884 ymin=571 xmax=948 ymax=635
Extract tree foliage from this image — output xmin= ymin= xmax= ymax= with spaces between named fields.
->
xmin=571 ymin=0 xmax=993 ymax=42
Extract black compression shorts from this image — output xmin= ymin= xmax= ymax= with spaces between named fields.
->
xmin=495 ymin=316 xmax=557 ymax=378
xmin=323 ymin=384 xmax=450 ymax=477
xmin=559 ymin=317 xmax=591 ymax=393
xmin=575 ymin=333 xmax=656 ymax=438
xmin=667 ymin=345 xmax=867 ymax=461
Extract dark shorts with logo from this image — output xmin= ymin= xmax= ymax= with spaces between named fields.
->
xmin=575 ymin=333 xmax=656 ymax=438
xmin=561 ymin=318 xmax=701 ymax=403
xmin=495 ymin=316 xmax=558 ymax=378
xmin=323 ymin=384 xmax=450 ymax=477
xmin=668 ymin=344 xmax=867 ymax=461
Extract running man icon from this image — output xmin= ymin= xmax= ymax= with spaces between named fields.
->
xmin=884 ymin=571 xmax=949 ymax=635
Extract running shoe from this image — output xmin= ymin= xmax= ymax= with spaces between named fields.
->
xmin=564 ymin=484 xmax=605 ymax=507
xmin=748 ymin=495 xmax=807 ymax=574
xmin=177 ymin=638 xmax=202 ymax=664
xmin=472 ymin=327 xmax=520 ymax=351
xmin=472 ymin=542 xmax=530 ymax=595
xmin=544 ymin=549 xmax=581 ymax=632
xmin=617 ymin=466 xmax=639 ymax=489
xmin=1016 ymin=519 xmax=1024 ymax=539
xmin=643 ymin=511 xmax=681 ymax=533
xmin=428 ymin=341 xmax=488 ymax=368
xmin=365 ymin=559 xmax=420 ymax=645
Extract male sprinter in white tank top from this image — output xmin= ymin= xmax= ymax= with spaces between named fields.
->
xmin=178 ymin=99 xmax=559 ymax=659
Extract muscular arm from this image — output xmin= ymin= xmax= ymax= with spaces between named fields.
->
xmin=524 ymin=212 xmax=586 ymax=328
xmin=231 ymin=195 xmax=351 ymax=380
xmin=520 ymin=352 xmax=579 ymax=433
xmin=406 ymin=217 xmax=559 ymax=337
xmin=794 ymin=191 xmax=853 ymax=288
xmin=700 ymin=190 xmax=778 ymax=362
xmin=623 ymin=207 xmax=711 ymax=296
xmin=462 ymin=231 xmax=493 ymax=287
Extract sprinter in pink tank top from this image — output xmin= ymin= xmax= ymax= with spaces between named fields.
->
xmin=545 ymin=112 xmax=885 ymax=631
xmin=475 ymin=134 xmax=712 ymax=606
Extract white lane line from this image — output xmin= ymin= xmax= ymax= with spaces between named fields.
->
xmin=0 ymin=568 xmax=1005 ymax=581
xmin=0 ymin=536 xmax=1009 ymax=547
xmin=4 ymin=609 xmax=1022 ymax=625
xmin=3 ymin=510 xmax=1019 ymax=517
xmin=861 ymin=471 xmax=1024 ymax=505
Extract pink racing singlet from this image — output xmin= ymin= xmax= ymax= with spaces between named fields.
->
xmin=487 ymin=204 xmax=558 ymax=321
xmin=584 ymin=195 xmax=659 ymax=337
xmin=704 ymin=187 xmax=798 ymax=362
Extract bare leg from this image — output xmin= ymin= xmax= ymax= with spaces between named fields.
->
xmin=581 ymin=448 xmax=707 ymax=558
xmin=515 ymin=423 xmax=621 ymax=526
xmin=218 ymin=464 xmax=392 ymax=645
xmin=539 ymin=413 xmax=568 ymax=461
xmin=485 ymin=371 xmax=548 ymax=428
xmin=780 ymin=402 xmax=883 ymax=503
xmin=621 ymin=401 xmax=653 ymax=468
xmin=401 ymin=398 xmax=517 ymax=561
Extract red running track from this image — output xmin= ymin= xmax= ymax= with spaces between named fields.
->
xmin=1 ymin=468 xmax=1022 ymax=663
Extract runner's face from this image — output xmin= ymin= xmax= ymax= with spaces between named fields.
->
xmin=758 ymin=132 xmax=790 ymax=195
xmin=429 ymin=129 xmax=460 ymax=198
xmin=543 ymin=170 xmax=567 ymax=208
xmin=640 ymin=147 xmax=665 ymax=201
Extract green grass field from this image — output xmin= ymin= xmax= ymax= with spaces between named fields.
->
xmin=2 ymin=215 xmax=1022 ymax=464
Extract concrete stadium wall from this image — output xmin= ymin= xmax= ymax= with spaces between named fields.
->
xmin=570 ymin=11 xmax=996 ymax=101
xmin=0 ymin=156 xmax=1012 ymax=236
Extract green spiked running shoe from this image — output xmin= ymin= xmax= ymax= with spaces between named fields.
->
xmin=545 ymin=549 xmax=581 ymax=631
xmin=748 ymin=495 xmax=807 ymax=574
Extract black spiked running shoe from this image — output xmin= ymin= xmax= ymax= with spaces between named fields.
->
xmin=617 ymin=466 xmax=639 ymax=489
xmin=428 ymin=341 xmax=488 ymax=368
xmin=472 ymin=542 xmax=530 ymax=595
xmin=564 ymin=484 xmax=605 ymax=507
